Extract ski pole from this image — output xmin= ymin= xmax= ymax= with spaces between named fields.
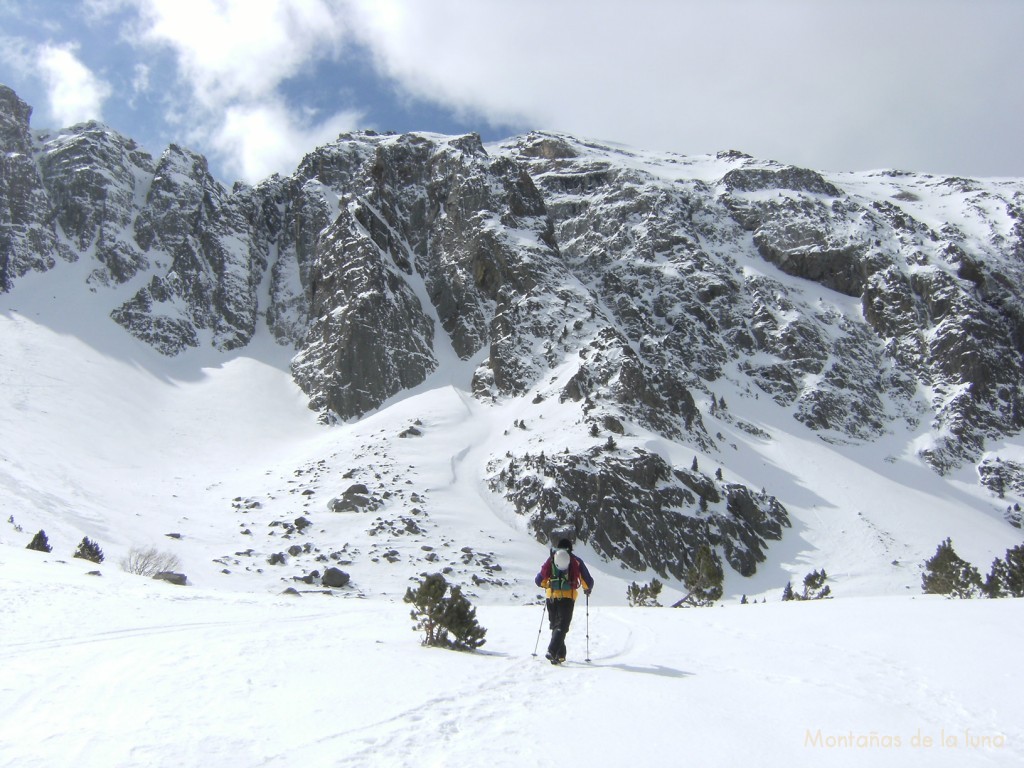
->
xmin=585 ymin=592 xmax=591 ymax=663
xmin=532 ymin=600 xmax=548 ymax=656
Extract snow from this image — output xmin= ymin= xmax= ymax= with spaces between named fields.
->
xmin=3 ymin=147 xmax=1024 ymax=766
xmin=2 ymin=547 xmax=1020 ymax=768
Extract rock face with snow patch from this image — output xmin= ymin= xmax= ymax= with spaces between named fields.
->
xmin=0 ymin=86 xmax=70 ymax=291
xmin=287 ymin=132 xmax=563 ymax=419
xmin=488 ymin=446 xmax=789 ymax=579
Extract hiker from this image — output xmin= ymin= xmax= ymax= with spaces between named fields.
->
xmin=535 ymin=538 xmax=594 ymax=663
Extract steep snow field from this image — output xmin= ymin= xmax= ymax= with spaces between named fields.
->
xmin=2 ymin=257 xmax=1022 ymax=766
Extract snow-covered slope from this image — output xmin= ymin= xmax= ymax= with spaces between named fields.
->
xmin=3 ymin=545 xmax=1020 ymax=768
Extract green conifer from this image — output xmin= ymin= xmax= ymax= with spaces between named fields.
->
xmin=674 ymin=545 xmax=723 ymax=607
xmin=73 ymin=536 xmax=105 ymax=564
xmin=983 ymin=544 xmax=1024 ymax=598
xmin=921 ymin=538 xmax=981 ymax=598
xmin=404 ymin=573 xmax=486 ymax=650
xmin=26 ymin=530 xmax=52 ymax=553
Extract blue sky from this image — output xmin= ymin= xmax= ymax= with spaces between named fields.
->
xmin=2 ymin=0 xmax=1022 ymax=184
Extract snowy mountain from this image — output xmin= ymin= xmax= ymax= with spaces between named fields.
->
xmin=3 ymin=81 xmax=1024 ymax=595
xmin=3 ymin=82 xmax=1024 ymax=767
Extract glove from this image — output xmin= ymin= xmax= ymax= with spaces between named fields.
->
xmin=584 ymin=589 xmax=592 ymax=596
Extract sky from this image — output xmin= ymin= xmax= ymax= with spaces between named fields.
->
xmin=1 ymin=0 xmax=1022 ymax=185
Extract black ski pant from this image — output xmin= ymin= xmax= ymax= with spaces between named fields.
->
xmin=546 ymin=597 xmax=576 ymax=659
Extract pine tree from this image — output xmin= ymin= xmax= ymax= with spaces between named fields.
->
xmin=73 ymin=536 xmax=105 ymax=564
xmin=921 ymin=538 xmax=981 ymax=598
xmin=983 ymin=544 xmax=1024 ymax=598
xmin=674 ymin=545 xmax=723 ymax=607
xmin=781 ymin=582 xmax=795 ymax=601
xmin=626 ymin=578 xmax=663 ymax=607
xmin=26 ymin=530 xmax=52 ymax=553
xmin=404 ymin=573 xmax=486 ymax=650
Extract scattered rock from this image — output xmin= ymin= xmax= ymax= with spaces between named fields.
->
xmin=152 ymin=571 xmax=188 ymax=586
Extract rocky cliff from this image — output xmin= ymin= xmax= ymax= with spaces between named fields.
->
xmin=3 ymin=84 xmax=1022 ymax=582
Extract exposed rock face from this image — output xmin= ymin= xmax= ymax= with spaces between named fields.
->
xmin=36 ymin=121 xmax=154 ymax=287
xmin=0 ymin=86 xmax=69 ymax=290
xmin=3 ymin=85 xmax=1023 ymax=580
xmin=488 ymin=447 xmax=789 ymax=579
xmin=502 ymin=135 xmax=1024 ymax=473
xmin=111 ymin=145 xmax=264 ymax=354
xmin=287 ymin=132 xmax=553 ymax=420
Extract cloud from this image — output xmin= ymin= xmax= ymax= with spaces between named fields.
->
xmin=208 ymin=98 xmax=363 ymax=182
xmin=131 ymin=0 xmax=349 ymax=106
xmin=118 ymin=0 xmax=360 ymax=181
xmin=343 ymin=0 xmax=1024 ymax=176
xmin=35 ymin=42 xmax=112 ymax=125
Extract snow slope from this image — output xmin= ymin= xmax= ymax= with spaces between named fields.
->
xmin=2 ymin=547 xmax=1020 ymax=768
xmin=2 ymin=243 xmax=1023 ymax=767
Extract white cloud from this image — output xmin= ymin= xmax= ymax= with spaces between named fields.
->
xmin=132 ymin=0 xmax=348 ymax=106
xmin=35 ymin=42 xmax=112 ymax=126
xmin=208 ymin=99 xmax=363 ymax=183
xmin=120 ymin=0 xmax=359 ymax=181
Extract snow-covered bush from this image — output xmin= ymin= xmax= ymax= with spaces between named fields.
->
xmin=404 ymin=573 xmax=486 ymax=651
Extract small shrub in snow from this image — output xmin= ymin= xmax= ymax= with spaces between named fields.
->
xmin=802 ymin=569 xmax=832 ymax=600
xmin=404 ymin=573 xmax=486 ymax=651
xmin=627 ymin=578 xmax=663 ymax=607
xmin=73 ymin=536 xmax=105 ymax=564
xmin=26 ymin=530 xmax=52 ymax=553
xmin=983 ymin=544 xmax=1024 ymax=598
xmin=921 ymin=538 xmax=981 ymax=599
xmin=120 ymin=546 xmax=182 ymax=577
xmin=780 ymin=570 xmax=832 ymax=601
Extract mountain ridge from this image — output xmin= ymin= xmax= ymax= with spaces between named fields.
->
xmin=2 ymin=83 xmax=1022 ymax=595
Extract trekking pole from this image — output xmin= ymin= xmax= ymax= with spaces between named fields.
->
xmin=585 ymin=592 xmax=591 ymax=663
xmin=531 ymin=600 xmax=548 ymax=657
